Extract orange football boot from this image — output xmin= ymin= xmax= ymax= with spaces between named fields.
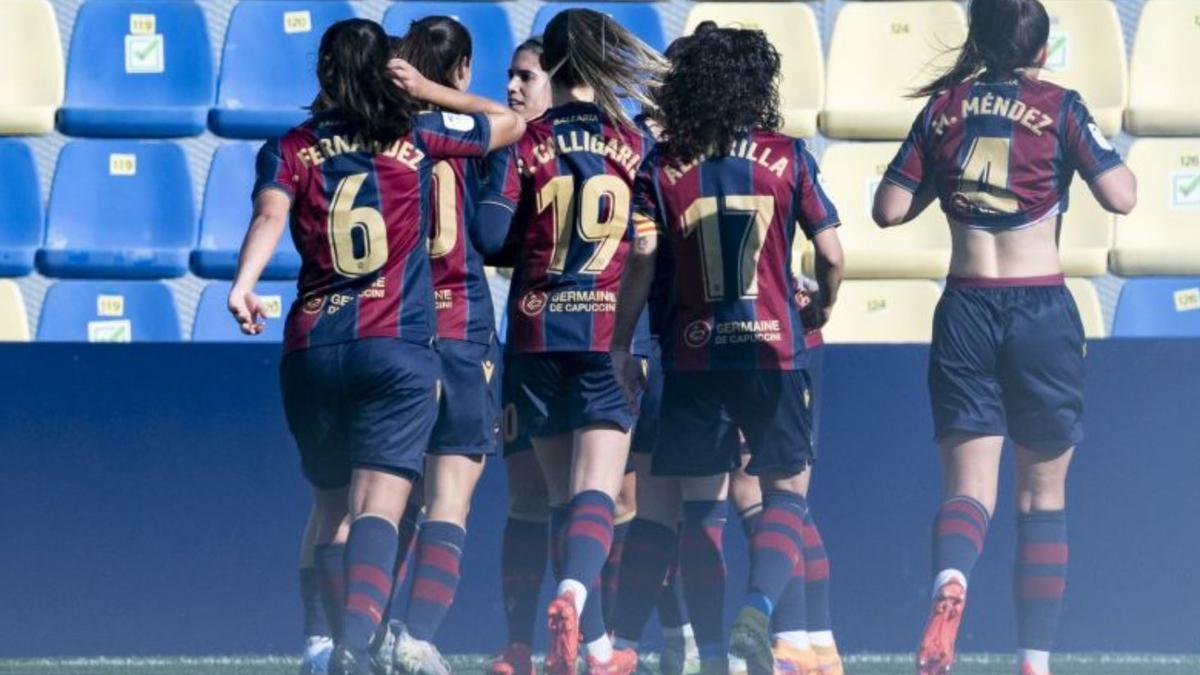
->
xmin=545 ymin=591 xmax=580 ymax=675
xmin=489 ymin=642 xmax=534 ymax=675
xmin=585 ymin=647 xmax=638 ymax=675
xmin=916 ymin=580 xmax=967 ymax=675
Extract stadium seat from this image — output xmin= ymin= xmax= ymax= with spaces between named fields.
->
xmin=821 ymin=279 xmax=940 ymax=344
xmin=383 ymin=3 xmax=514 ymax=105
xmin=0 ymin=0 xmax=63 ymax=135
xmin=39 ymin=140 xmax=195 ymax=279
xmin=1037 ymin=0 xmax=1126 ymax=137
xmin=210 ymin=1 xmax=356 ymax=139
xmin=58 ymin=0 xmax=213 ymax=138
xmin=1065 ymin=277 xmax=1105 ymax=339
xmin=0 ymin=280 xmax=30 ymax=342
xmin=1126 ymin=0 xmax=1200 ymax=136
xmin=822 ymin=1 xmax=967 ymax=140
xmin=1059 ymin=178 xmax=1113 ymax=277
xmin=194 ymin=143 xmax=300 ymax=280
xmin=1110 ymin=139 xmax=1200 ymax=276
xmin=531 ymin=3 xmax=665 ymax=52
xmin=36 ymin=280 xmax=181 ymax=342
xmin=1112 ymin=277 xmax=1200 ymax=338
xmin=684 ymin=3 xmax=823 ymax=138
xmin=192 ymin=281 xmax=296 ymax=342
xmin=0 ymin=140 xmax=43 ymax=276
xmin=809 ymin=142 xmax=950 ymax=278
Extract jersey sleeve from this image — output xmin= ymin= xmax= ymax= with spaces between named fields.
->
xmin=415 ymin=111 xmax=492 ymax=160
xmin=883 ymin=100 xmax=933 ymax=193
xmin=252 ymin=138 xmax=297 ymax=200
xmin=1062 ymin=91 xmax=1124 ymax=182
xmin=630 ymin=155 xmax=662 ymax=240
xmin=794 ymin=142 xmax=840 ymax=239
xmin=478 ymin=146 xmax=523 ymax=212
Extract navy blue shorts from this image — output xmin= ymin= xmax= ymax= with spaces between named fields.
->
xmin=630 ymin=341 xmax=663 ymax=455
xmin=509 ymin=351 xmax=640 ymax=439
xmin=280 ymin=338 xmax=440 ymax=489
xmin=929 ymin=278 xmax=1085 ymax=453
xmin=500 ymin=354 xmax=532 ymax=458
xmin=429 ymin=338 xmax=501 ymax=456
xmin=655 ymin=369 xmax=814 ymax=477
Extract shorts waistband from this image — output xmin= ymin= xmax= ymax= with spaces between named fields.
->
xmin=946 ymin=274 xmax=1065 ymax=289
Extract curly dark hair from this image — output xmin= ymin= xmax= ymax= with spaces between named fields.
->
xmin=658 ymin=27 xmax=782 ymax=164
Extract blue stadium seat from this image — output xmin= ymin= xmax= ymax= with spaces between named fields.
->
xmin=194 ymin=143 xmax=300 ymax=280
xmin=531 ymin=3 xmax=665 ymax=52
xmin=192 ymin=280 xmax=296 ymax=342
xmin=0 ymin=141 xmax=43 ymax=276
xmin=210 ymin=1 xmax=356 ymax=139
xmin=39 ymin=140 xmax=195 ymax=279
xmin=58 ymin=0 xmax=213 ymax=138
xmin=36 ymin=280 xmax=181 ymax=342
xmin=383 ymin=3 xmax=514 ymax=105
xmin=1112 ymin=278 xmax=1200 ymax=338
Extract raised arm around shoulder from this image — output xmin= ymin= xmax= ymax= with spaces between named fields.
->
xmin=391 ymin=58 xmax=525 ymax=150
xmin=872 ymin=178 xmax=935 ymax=228
xmin=1088 ymin=164 xmax=1137 ymax=216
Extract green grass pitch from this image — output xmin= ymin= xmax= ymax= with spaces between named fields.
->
xmin=1 ymin=654 xmax=1197 ymax=674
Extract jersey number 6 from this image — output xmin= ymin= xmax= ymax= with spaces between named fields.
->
xmin=328 ymin=172 xmax=388 ymax=277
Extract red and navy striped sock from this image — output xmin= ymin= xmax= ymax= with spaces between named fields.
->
xmin=745 ymin=491 xmax=808 ymax=615
xmin=405 ymin=520 xmax=467 ymax=641
xmin=385 ymin=502 xmax=422 ymax=623
xmin=681 ymin=500 xmax=729 ymax=658
xmin=601 ymin=516 xmax=632 ymax=627
xmin=500 ymin=516 xmax=548 ymax=646
xmin=1016 ymin=510 xmax=1068 ymax=652
xmin=562 ymin=491 xmax=615 ymax=588
xmin=342 ymin=516 xmax=399 ymax=650
xmin=802 ymin=509 xmax=832 ymax=634
xmin=770 ymin=562 xmax=806 ymax=638
xmin=612 ymin=518 xmax=678 ymax=644
xmin=932 ymin=496 xmax=990 ymax=586
xmin=657 ymin=556 xmax=690 ymax=630
xmin=314 ymin=543 xmax=345 ymax=641
xmin=301 ymin=565 xmax=331 ymax=639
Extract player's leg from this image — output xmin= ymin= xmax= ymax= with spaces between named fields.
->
xmin=491 ymin=447 xmax=549 ymax=675
xmin=602 ymin=470 xmax=637 ymax=628
xmin=679 ymin=474 xmax=730 ymax=669
xmin=730 ymin=449 xmax=763 ymax=539
xmin=300 ymin=501 xmax=336 ymax=674
xmin=1002 ymin=283 xmax=1085 ymax=675
xmin=799 ymin=504 xmax=841 ymax=675
xmin=332 ymin=340 xmax=438 ymax=675
xmin=918 ymin=286 xmax=1008 ymax=675
xmin=728 ymin=370 xmax=818 ymax=675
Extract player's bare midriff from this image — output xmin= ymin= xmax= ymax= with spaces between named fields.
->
xmin=947 ymin=213 xmax=1063 ymax=280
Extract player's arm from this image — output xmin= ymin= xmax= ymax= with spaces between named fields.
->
xmin=390 ymin=58 xmax=525 ymax=150
xmin=1064 ymin=93 xmax=1136 ymax=215
xmin=872 ymin=177 xmax=936 ymax=228
xmin=1088 ymin=165 xmax=1136 ymax=215
xmin=795 ymin=143 xmax=845 ymax=327
xmin=809 ymin=227 xmax=844 ymax=328
xmin=229 ymin=189 xmax=290 ymax=335
xmin=874 ymin=103 xmax=935 ymax=228
xmin=612 ymin=221 xmax=659 ymax=401
xmin=472 ymin=148 xmax=522 ymax=260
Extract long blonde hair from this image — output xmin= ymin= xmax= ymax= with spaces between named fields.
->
xmin=541 ymin=8 xmax=669 ymax=129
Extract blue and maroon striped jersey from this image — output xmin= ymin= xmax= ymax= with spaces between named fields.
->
xmin=485 ymin=102 xmax=654 ymax=353
xmin=884 ymin=75 xmax=1124 ymax=230
xmin=253 ymin=111 xmax=491 ymax=353
xmin=428 ymin=152 xmax=503 ymax=344
xmin=634 ymin=130 xmax=840 ymax=371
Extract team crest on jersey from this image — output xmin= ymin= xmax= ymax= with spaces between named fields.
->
xmin=520 ymin=291 xmax=548 ymax=317
xmin=684 ymin=319 xmax=713 ymax=348
xmin=302 ymin=294 xmax=325 ymax=315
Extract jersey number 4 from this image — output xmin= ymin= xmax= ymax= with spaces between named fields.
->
xmin=959 ymin=137 xmax=1019 ymax=214
xmin=680 ymin=195 xmax=775 ymax=302
xmin=537 ymin=174 xmax=630 ymax=276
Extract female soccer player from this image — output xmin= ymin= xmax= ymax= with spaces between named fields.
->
xmin=612 ymin=26 xmax=845 ymax=675
xmin=228 ymin=18 xmax=524 ymax=675
xmin=490 ymin=35 xmax=557 ymax=675
xmin=871 ymin=0 xmax=1136 ymax=672
xmin=475 ymin=9 xmax=668 ymax=675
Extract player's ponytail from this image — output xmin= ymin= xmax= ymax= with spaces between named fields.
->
xmin=913 ymin=0 xmax=1050 ymax=97
xmin=395 ymin=16 xmax=473 ymax=91
xmin=541 ymin=8 xmax=669 ymax=129
xmin=658 ymin=27 xmax=782 ymax=164
xmin=310 ymin=18 xmax=422 ymax=145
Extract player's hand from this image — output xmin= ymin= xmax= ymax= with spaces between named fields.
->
xmin=228 ymin=288 xmax=266 ymax=336
xmin=388 ymin=58 xmax=431 ymax=100
xmin=796 ymin=278 xmax=828 ymax=329
xmin=611 ymin=348 xmax=645 ymax=407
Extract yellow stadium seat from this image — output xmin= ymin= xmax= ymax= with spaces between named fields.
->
xmin=0 ymin=0 xmax=63 ymax=134
xmin=822 ymin=279 xmax=941 ymax=343
xmin=1111 ymin=139 xmax=1200 ymax=275
xmin=809 ymin=142 xmax=950 ymax=278
xmin=684 ymin=3 xmax=823 ymax=137
xmin=822 ymin=1 xmax=966 ymax=140
xmin=1058 ymin=178 xmax=1113 ymax=277
xmin=1125 ymin=0 xmax=1200 ymax=135
xmin=1038 ymin=0 xmax=1126 ymax=137
xmin=1065 ymin=277 xmax=1105 ymax=339
xmin=0 ymin=280 xmax=30 ymax=342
